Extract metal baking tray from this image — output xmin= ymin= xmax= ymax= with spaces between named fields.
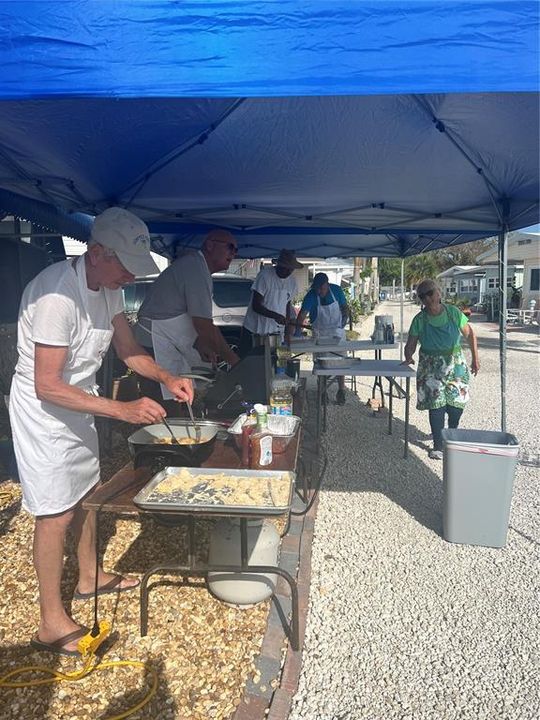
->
xmin=317 ymin=355 xmax=352 ymax=369
xmin=316 ymin=357 xmax=362 ymax=371
xmin=133 ymin=466 xmax=295 ymax=516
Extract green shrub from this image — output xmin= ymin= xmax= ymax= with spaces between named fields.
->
xmin=344 ymin=288 xmax=365 ymax=324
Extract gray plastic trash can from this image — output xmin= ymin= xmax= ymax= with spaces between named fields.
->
xmin=442 ymin=429 xmax=519 ymax=548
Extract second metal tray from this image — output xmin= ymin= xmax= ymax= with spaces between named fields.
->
xmin=133 ymin=466 xmax=295 ymax=516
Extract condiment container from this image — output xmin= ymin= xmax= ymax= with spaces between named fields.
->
xmin=241 ymin=418 xmax=256 ymax=466
xmin=250 ymin=404 xmax=273 ymax=467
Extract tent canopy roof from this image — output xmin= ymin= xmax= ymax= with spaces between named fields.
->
xmin=0 ymin=2 xmax=538 ymax=259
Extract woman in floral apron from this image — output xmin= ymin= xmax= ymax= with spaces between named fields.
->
xmin=404 ymin=279 xmax=480 ymax=459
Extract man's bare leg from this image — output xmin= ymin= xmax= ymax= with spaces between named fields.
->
xmin=34 ymin=510 xmax=82 ymax=650
xmin=70 ymin=503 xmax=139 ymax=595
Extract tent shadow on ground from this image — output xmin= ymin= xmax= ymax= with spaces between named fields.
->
xmin=109 ymin=516 xmax=210 ymax=577
xmin=0 ymin=642 xmax=173 ymax=720
xmin=62 ymin=511 xmax=124 ymax=606
xmin=97 ymin=655 xmax=172 ymax=719
xmin=0 ymin=487 xmax=21 ymax=537
xmin=0 ymin=643 xmax=60 ymax=718
xmin=476 ymin=334 xmax=540 ymax=355
xmin=319 ymin=384 xmax=444 ymax=536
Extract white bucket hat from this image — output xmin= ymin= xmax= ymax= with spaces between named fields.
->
xmin=90 ymin=207 xmax=159 ymax=276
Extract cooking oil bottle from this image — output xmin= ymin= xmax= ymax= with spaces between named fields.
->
xmin=269 ymin=368 xmax=293 ymax=416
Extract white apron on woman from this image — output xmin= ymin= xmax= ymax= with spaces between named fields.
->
xmin=9 ymin=257 xmax=122 ymax=515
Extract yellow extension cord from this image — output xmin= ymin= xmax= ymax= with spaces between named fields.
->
xmin=0 ymin=621 xmax=158 ymax=720
xmin=0 ymin=487 xmax=159 ymax=719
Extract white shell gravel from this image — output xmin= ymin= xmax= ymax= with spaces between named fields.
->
xmin=290 ymin=300 xmax=540 ymax=720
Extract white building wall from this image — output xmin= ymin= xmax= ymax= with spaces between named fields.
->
xmin=523 ymin=259 xmax=540 ymax=308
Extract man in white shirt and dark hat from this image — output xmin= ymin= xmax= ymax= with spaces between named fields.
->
xmin=240 ymin=249 xmax=302 ymax=355
xmin=137 ymin=229 xmax=240 ymax=405
xmin=9 ymin=207 xmax=194 ymax=656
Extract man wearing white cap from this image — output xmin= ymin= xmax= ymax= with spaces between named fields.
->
xmin=9 ymin=207 xmax=194 ymax=656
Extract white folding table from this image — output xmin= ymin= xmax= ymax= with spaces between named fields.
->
xmin=289 ymin=339 xmax=398 ymax=403
xmin=313 ymin=359 xmax=416 ymax=458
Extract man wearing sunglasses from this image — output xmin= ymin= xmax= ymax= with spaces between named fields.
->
xmin=137 ymin=229 xmax=240 ymax=405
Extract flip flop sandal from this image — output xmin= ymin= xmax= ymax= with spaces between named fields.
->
xmin=30 ymin=626 xmax=89 ymax=657
xmin=73 ymin=574 xmax=140 ymax=601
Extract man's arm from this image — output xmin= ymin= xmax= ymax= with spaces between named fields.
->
xmin=112 ymin=313 xmax=194 ymax=403
xmin=284 ymin=301 xmax=294 ymax=343
xmin=340 ymin=302 xmax=349 ymax=328
xmin=251 ymin=291 xmax=286 ymax=325
xmin=296 ymin=309 xmax=308 ymax=330
xmin=192 ymin=316 xmax=239 ymax=366
xmin=214 ymin=326 xmax=240 ymax=366
xmin=34 ymin=343 xmax=167 ymax=424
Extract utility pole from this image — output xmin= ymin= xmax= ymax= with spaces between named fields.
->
xmin=353 ymin=257 xmax=362 ymax=300
xmin=371 ymin=257 xmax=379 ymax=305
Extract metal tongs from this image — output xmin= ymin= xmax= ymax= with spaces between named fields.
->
xmin=162 ymin=417 xmax=180 ymax=445
xmin=186 ymin=402 xmax=202 ymax=442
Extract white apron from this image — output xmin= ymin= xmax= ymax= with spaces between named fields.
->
xmin=312 ymin=289 xmax=345 ymax=358
xmin=10 ymin=258 xmax=114 ymax=516
xmin=140 ymin=312 xmax=202 ymax=400
xmin=313 ymin=288 xmax=342 ymax=336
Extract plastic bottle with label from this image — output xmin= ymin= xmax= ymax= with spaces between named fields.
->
xmin=241 ymin=414 xmax=257 ymax=467
xmin=250 ymin=404 xmax=273 ymax=468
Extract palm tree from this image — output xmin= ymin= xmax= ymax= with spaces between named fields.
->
xmin=404 ymin=253 xmax=438 ymax=289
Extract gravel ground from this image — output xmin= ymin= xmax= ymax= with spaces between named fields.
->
xmin=0 ymin=424 xmax=271 ymax=720
xmin=291 ymin=300 xmax=540 ymax=720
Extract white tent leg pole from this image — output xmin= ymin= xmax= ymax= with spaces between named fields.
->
xmin=498 ymin=228 xmax=508 ymax=432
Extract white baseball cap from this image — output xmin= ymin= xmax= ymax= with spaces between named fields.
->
xmin=90 ymin=207 xmax=159 ymax=276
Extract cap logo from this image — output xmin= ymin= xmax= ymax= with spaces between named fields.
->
xmin=133 ymin=233 xmax=149 ymax=247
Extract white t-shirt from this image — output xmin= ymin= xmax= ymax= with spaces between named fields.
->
xmin=15 ymin=259 xmax=124 ymax=384
xmin=243 ymin=266 xmax=298 ymax=335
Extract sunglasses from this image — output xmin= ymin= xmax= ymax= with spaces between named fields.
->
xmin=213 ymin=239 xmax=238 ymax=255
xmin=419 ymin=288 xmax=436 ymax=301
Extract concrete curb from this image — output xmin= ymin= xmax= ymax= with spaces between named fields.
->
xmin=232 ymin=388 xmax=321 ymax=720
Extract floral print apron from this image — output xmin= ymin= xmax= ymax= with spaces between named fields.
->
xmin=415 ymin=306 xmax=470 ymax=411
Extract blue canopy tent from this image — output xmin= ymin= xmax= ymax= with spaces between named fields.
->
xmin=0 ymin=0 xmax=538 ymax=427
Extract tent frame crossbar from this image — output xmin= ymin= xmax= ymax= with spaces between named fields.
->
xmin=412 ymin=95 xmax=503 ymax=202
xmin=118 ymin=98 xmax=247 ymax=205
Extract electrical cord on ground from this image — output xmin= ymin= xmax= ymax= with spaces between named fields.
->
xmin=0 ymin=475 xmax=159 ymax=719
xmin=0 ymin=641 xmax=158 ymax=720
